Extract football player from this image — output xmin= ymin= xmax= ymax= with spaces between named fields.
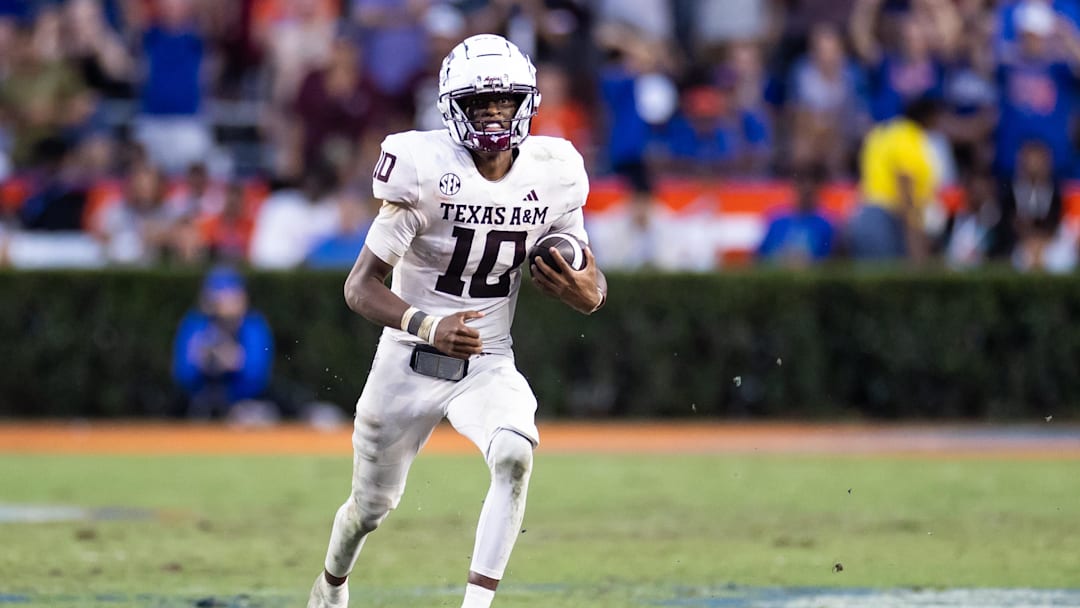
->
xmin=307 ymin=34 xmax=607 ymax=608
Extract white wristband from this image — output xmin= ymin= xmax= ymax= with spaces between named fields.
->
xmin=417 ymin=315 xmax=442 ymax=346
xmin=588 ymin=287 xmax=606 ymax=314
xmin=402 ymin=307 xmax=439 ymax=346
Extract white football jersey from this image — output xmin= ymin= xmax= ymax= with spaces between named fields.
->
xmin=364 ymin=129 xmax=590 ymax=355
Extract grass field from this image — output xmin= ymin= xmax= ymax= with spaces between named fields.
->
xmin=2 ymin=443 xmax=1079 ymax=607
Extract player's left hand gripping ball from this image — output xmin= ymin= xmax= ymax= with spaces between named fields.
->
xmin=530 ymin=243 xmax=603 ymax=314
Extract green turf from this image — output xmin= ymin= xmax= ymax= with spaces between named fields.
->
xmin=0 ymin=452 xmax=1078 ymax=606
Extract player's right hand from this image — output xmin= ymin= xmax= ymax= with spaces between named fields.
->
xmin=433 ymin=311 xmax=484 ymax=359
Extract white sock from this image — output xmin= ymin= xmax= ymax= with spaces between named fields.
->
xmin=461 ymin=583 xmax=496 ymax=608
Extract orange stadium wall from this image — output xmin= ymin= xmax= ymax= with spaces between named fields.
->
xmin=584 ymin=178 xmax=1080 ymax=265
xmin=8 ymin=176 xmax=1080 ymax=268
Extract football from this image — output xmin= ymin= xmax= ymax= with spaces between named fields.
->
xmin=529 ymin=232 xmax=587 ymax=273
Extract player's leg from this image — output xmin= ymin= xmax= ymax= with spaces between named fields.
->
xmin=446 ymin=360 xmax=540 ymax=608
xmin=309 ymin=341 xmax=448 ymax=607
xmin=462 ymin=428 xmax=534 ymax=607
xmin=326 ymin=411 xmax=443 ymax=570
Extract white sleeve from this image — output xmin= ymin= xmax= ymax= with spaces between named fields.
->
xmin=549 ymin=140 xmax=590 ymax=244
xmin=556 ymin=139 xmax=589 ymax=208
xmin=548 ymin=206 xmax=589 ymax=245
xmin=371 ymin=133 xmax=420 ymax=206
xmin=363 ymin=201 xmax=425 ymax=266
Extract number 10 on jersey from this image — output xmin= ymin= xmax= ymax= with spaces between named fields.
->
xmin=435 ymin=227 xmax=527 ymax=298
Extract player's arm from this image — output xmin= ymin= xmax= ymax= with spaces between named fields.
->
xmin=344 ymin=247 xmax=410 ymax=330
xmin=849 ymin=0 xmax=884 ymax=65
xmin=357 ymin=135 xmax=483 ymax=359
xmin=530 ymin=204 xmax=607 ymax=314
xmin=530 ymin=143 xmax=607 ymax=314
xmin=345 ymin=240 xmax=483 ymax=361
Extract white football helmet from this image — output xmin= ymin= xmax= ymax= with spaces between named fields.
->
xmin=437 ymin=34 xmax=541 ymax=153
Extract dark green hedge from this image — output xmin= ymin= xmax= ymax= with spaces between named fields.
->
xmin=2 ymin=269 xmax=1078 ymax=420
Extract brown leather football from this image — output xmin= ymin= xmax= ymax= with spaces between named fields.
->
xmin=529 ymin=233 xmax=586 ymax=273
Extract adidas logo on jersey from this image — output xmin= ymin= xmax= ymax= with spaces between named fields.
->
xmin=523 ymin=190 xmax=539 ymax=202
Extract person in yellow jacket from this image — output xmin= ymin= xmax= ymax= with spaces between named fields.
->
xmin=848 ymin=98 xmax=945 ymax=262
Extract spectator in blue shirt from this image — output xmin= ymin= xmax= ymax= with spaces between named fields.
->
xmin=133 ymin=0 xmax=214 ymax=175
xmin=172 ymin=266 xmax=275 ymax=419
xmin=850 ymin=0 xmax=953 ymax=122
xmin=0 ymin=0 xmax=29 ymax=21
xmin=658 ymin=81 xmax=771 ymax=178
xmin=595 ymin=21 xmax=679 ymax=190
xmin=994 ymin=1 xmax=1080 ymax=178
xmin=757 ymin=164 xmax=835 ymax=265
xmin=996 ymin=0 xmax=1080 ymax=51
xmin=940 ymin=1 xmax=998 ymax=172
xmin=597 ymin=61 xmax=653 ymax=189
xmin=304 ymin=189 xmax=373 ymax=269
xmin=351 ymin=0 xmax=430 ymax=128
xmin=140 ymin=0 xmax=203 ymax=116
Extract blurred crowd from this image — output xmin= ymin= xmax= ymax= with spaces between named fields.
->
xmin=1 ymin=0 xmax=1079 ymax=272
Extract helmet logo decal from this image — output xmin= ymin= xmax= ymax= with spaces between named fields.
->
xmin=476 ymin=75 xmax=510 ymax=89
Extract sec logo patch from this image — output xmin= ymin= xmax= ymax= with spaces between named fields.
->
xmin=439 ymin=173 xmax=462 ymax=196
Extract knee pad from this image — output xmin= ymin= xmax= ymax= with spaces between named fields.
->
xmin=487 ymin=430 xmax=534 ymax=482
xmin=346 ymin=491 xmax=392 ymax=534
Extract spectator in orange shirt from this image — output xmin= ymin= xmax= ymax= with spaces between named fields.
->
xmin=531 ymin=62 xmax=594 ymax=165
xmin=198 ymin=182 xmax=255 ymax=264
xmin=252 ymin=0 xmax=340 ymax=37
xmin=167 ymin=162 xmax=226 ymax=219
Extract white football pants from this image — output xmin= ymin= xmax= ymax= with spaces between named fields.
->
xmin=321 ymin=337 xmax=538 ymax=581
